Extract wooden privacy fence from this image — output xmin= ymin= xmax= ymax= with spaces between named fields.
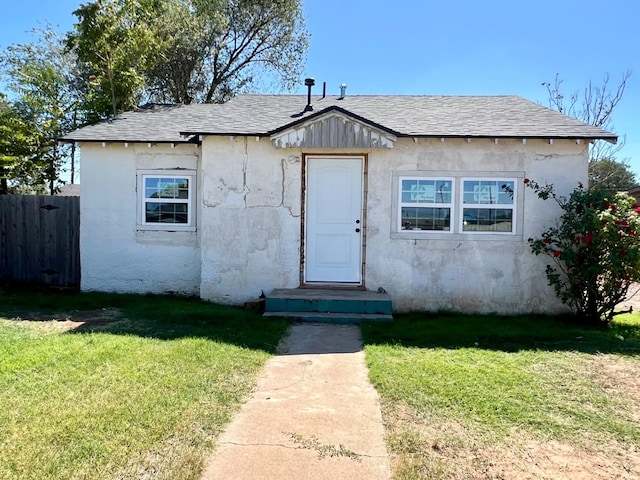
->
xmin=0 ymin=195 xmax=80 ymax=287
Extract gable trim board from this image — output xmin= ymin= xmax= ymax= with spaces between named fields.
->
xmin=271 ymin=111 xmax=396 ymax=149
xmin=63 ymin=95 xmax=615 ymax=314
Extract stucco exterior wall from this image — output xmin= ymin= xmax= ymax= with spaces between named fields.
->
xmin=196 ymin=135 xmax=586 ymax=313
xmin=199 ymin=137 xmax=302 ymax=303
xmin=80 ymin=135 xmax=587 ymax=314
xmin=79 ymin=143 xmax=201 ymax=295
xmin=363 ymin=138 xmax=587 ymax=313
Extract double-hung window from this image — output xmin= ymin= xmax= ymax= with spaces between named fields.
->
xmin=460 ymin=179 xmax=516 ymax=233
xmin=398 ymin=177 xmax=454 ymax=231
xmin=393 ymin=172 xmax=520 ymax=237
xmin=137 ymin=170 xmax=196 ymax=231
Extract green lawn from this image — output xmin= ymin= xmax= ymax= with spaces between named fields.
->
xmin=0 ymin=287 xmax=287 ymax=480
xmin=4 ymin=286 xmax=640 ymax=479
xmin=362 ymin=313 xmax=640 ymax=479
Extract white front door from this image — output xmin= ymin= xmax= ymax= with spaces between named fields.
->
xmin=305 ymin=156 xmax=363 ymax=283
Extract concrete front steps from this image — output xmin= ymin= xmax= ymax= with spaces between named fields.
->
xmin=263 ymin=288 xmax=393 ymax=324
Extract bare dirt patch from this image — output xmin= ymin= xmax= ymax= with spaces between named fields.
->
xmin=384 ymin=397 xmax=640 ymax=480
xmin=5 ymin=308 xmax=124 ymax=333
xmin=480 ymin=438 xmax=640 ymax=480
xmin=585 ymin=354 xmax=640 ymax=423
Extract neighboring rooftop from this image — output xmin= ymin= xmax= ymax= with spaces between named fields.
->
xmin=61 ymin=94 xmax=617 ymax=144
xmin=55 ymin=184 xmax=80 ymax=196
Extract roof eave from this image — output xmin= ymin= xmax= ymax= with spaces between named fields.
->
xmin=396 ymin=134 xmax=618 ymax=143
xmin=178 ymin=131 xmax=267 ymax=138
xmin=180 ymin=133 xmax=618 ymax=143
xmin=58 ymin=137 xmax=201 ymax=145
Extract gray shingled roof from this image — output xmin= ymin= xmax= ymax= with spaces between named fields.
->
xmin=61 ymin=103 xmax=216 ymax=143
xmin=62 ymin=94 xmax=617 ymax=143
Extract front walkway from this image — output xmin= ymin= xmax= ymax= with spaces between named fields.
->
xmin=200 ymin=323 xmax=391 ymax=480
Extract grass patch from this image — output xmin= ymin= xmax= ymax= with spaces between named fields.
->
xmin=362 ymin=312 xmax=640 ymax=479
xmin=0 ymin=286 xmax=288 ymax=480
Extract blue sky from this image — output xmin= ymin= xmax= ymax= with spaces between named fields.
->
xmin=2 ymin=0 xmax=639 ymax=174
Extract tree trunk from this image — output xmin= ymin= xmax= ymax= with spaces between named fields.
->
xmin=584 ymin=276 xmax=600 ymax=324
xmin=70 ymin=110 xmax=77 ymax=184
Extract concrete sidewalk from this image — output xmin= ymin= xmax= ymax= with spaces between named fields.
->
xmin=200 ymin=323 xmax=391 ymax=480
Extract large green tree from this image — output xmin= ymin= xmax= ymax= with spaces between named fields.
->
xmin=65 ymin=0 xmax=157 ymax=119
xmin=0 ymin=0 xmax=308 ymax=193
xmin=0 ymin=27 xmax=80 ymax=194
xmin=67 ymin=0 xmax=309 ymax=112
xmin=543 ymin=72 xmax=637 ymax=191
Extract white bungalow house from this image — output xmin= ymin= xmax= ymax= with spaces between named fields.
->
xmin=62 ymin=89 xmax=615 ymax=314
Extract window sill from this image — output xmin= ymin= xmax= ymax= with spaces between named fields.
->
xmin=136 ymin=225 xmax=196 ymax=232
xmin=391 ymin=231 xmax=522 ymax=241
xmin=135 ymin=229 xmax=198 ymax=246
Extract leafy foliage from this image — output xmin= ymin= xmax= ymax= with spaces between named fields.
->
xmin=0 ymin=95 xmax=39 ymax=194
xmin=65 ymin=0 xmax=157 ymax=119
xmin=0 ymin=27 xmax=81 ymax=193
xmin=187 ymin=0 xmax=309 ymax=103
xmin=589 ymin=157 xmax=637 ymax=193
xmin=66 ymin=0 xmax=309 ymax=112
xmin=525 ymin=178 xmax=640 ymax=324
xmin=145 ymin=0 xmax=213 ymax=104
xmin=0 ymin=0 xmax=308 ymax=194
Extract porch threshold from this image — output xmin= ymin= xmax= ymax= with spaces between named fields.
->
xmin=268 ymin=288 xmax=390 ymax=301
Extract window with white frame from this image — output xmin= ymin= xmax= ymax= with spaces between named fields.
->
xmin=394 ymin=173 xmax=520 ymax=236
xmin=398 ymin=177 xmax=454 ymax=231
xmin=460 ymin=179 xmax=515 ymax=233
xmin=137 ymin=170 xmax=196 ymax=230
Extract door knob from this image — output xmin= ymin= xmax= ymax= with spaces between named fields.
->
xmin=355 ymin=228 xmax=361 ymax=233
xmin=355 ymin=219 xmax=360 ymax=224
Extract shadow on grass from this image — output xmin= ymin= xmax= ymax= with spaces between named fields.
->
xmin=0 ymin=285 xmax=288 ymax=354
xmin=361 ymin=312 xmax=640 ymax=355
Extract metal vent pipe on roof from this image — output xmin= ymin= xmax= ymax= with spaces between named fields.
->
xmin=340 ymin=83 xmax=347 ymax=99
xmin=304 ymin=77 xmax=315 ymax=111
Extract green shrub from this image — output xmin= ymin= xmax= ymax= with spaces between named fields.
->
xmin=526 ymin=179 xmax=640 ymax=324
